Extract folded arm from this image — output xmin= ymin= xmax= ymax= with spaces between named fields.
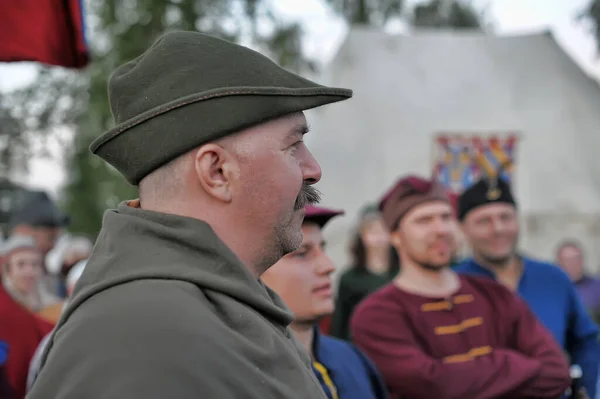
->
xmin=351 ymin=303 xmax=543 ymax=399
xmin=565 ymin=285 xmax=600 ymax=399
xmin=507 ymin=294 xmax=571 ymax=398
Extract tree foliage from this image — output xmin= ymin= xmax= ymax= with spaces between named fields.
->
xmin=0 ymin=68 xmax=87 ymax=176
xmin=580 ymin=0 xmax=600 ymax=53
xmin=326 ymin=0 xmax=486 ymax=30
xmin=325 ymin=0 xmax=404 ymax=26
xmin=411 ymin=0 xmax=487 ymax=29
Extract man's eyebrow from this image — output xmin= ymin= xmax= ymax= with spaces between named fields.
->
xmin=294 ymin=124 xmax=310 ymax=136
xmin=286 ymin=124 xmax=310 ymax=142
xmin=295 ymin=243 xmax=310 ymax=252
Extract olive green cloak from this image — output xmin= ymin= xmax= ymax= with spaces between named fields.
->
xmin=28 ymin=203 xmax=327 ymax=398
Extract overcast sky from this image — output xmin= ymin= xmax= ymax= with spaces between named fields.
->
xmin=0 ymin=0 xmax=597 ymax=196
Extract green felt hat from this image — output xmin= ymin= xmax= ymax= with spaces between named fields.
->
xmin=90 ymin=30 xmax=353 ymax=185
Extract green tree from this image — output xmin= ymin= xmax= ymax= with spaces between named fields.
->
xmin=0 ymin=67 xmax=86 ymax=176
xmin=325 ymin=0 xmax=404 ymax=26
xmin=5 ymin=0 xmax=309 ymax=238
xmin=580 ymin=0 xmax=600 ymax=53
xmin=411 ymin=0 xmax=487 ymax=29
xmin=326 ymin=0 xmax=486 ymax=29
xmin=0 ymin=93 xmax=25 ymax=175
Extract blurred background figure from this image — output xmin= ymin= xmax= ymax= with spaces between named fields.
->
xmin=9 ymin=191 xmax=68 ymax=260
xmin=64 ymin=259 xmax=87 ymax=298
xmin=352 ymin=175 xmax=571 ymax=399
xmin=33 ymin=257 xmax=88 ymax=338
xmin=56 ymin=236 xmax=93 ymax=297
xmin=2 ymin=235 xmax=61 ymax=319
xmin=556 ymin=240 xmax=600 ymax=325
xmin=262 ymin=205 xmax=388 ymax=399
xmin=27 ymin=258 xmax=87 ymax=393
xmin=330 ymin=204 xmax=399 ymax=341
xmin=0 ymin=236 xmax=54 ymax=399
xmin=7 ymin=191 xmax=70 ymax=298
xmin=456 ymin=177 xmax=600 ymax=398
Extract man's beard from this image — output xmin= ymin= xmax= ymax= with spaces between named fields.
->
xmin=417 ymin=261 xmax=448 ymax=271
xmin=259 ymin=183 xmax=323 ymax=274
xmin=294 ymin=183 xmax=322 ymax=211
xmin=479 ymin=252 xmax=514 ymax=268
xmin=406 ymin=250 xmax=449 ymax=271
xmin=478 ymin=235 xmax=519 ymax=268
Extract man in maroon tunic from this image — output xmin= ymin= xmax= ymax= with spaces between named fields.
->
xmin=351 ymin=175 xmax=571 ymax=399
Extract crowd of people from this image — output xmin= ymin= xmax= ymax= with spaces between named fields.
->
xmin=0 ymin=191 xmax=91 ymax=398
xmin=0 ymin=29 xmax=599 ymax=399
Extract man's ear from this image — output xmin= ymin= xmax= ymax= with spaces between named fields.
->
xmin=458 ymin=219 xmax=468 ymax=237
xmin=390 ymin=229 xmax=402 ymax=249
xmin=194 ymin=144 xmax=238 ymax=203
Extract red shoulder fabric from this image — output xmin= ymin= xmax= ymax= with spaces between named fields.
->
xmin=0 ymin=286 xmax=54 ymax=399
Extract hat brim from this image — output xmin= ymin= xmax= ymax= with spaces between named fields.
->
xmin=304 ymin=206 xmax=345 ymax=228
xmin=91 ymin=86 xmax=351 ymax=185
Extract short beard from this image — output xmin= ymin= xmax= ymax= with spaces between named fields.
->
xmin=294 ymin=183 xmax=322 ymax=211
xmin=479 ymin=253 xmax=514 ymax=268
xmin=406 ymin=251 xmax=449 ymax=271
xmin=258 ymin=184 xmax=323 ymax=275
xmin=417 ymin=262 xmax=448 ymax=271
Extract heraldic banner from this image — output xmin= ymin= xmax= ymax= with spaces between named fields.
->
xmin=432 ymin=134 xmax=519 ymax=195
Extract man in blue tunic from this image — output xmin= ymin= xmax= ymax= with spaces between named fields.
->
xmin=262 ymin=205 xmax=388 ymax=399
xmin=455 ymin=176 xmax=600 ymax=398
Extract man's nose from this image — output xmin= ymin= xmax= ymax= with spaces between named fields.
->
xmin=315 ymin=253 xmax=336 ymax=275
xmin=434 ymin=219 xmax=452 ymax=234
xmin=490 ymin=218 xmax=506 ymax=233
xmin=302 ymin=148 xmax=322 ymax=184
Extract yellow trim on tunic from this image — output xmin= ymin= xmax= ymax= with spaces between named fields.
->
xmin=313 ymin=361 xmax=339 ymax=399
xmin=443 ymin=346 xmax=493 ymax=364
xmin=420 ymin=294 xmax=475 ymax=312
xmin=434 ymin=317 xmax=484 ymax=335
xmin=453 ymin=294 xmax=474 ymax=304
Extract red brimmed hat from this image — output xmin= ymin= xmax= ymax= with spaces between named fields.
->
xmin=304 ymin=205 xmax=344 ymax=228
xmin=378 ymin=175 xmax=449 ymax=230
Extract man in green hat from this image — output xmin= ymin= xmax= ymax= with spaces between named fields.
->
xmin=28 ymin=31 xmax=352 ymax=399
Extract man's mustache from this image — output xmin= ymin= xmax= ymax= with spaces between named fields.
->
xmin=294 ymin=183 xmax=322 ymax=211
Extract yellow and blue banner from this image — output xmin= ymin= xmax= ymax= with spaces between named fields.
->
xmin=432 ymin=134 xmax=518 ymax=194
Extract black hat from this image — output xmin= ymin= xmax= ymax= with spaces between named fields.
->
xmin=9 ymin=190 xmax=70 ymax=229
xmin=458 ymin=172 xmax=516 ymax=221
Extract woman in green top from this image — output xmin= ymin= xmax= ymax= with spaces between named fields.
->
xmin=330 ymin=206 xmax=399 ymax=341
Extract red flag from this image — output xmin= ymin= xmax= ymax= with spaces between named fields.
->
xmin=0 ymin=0 xmax=89 ymax=69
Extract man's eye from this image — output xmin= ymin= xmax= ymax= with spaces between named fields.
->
xmin=292 ymin=250 xmax=307 ymax=258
